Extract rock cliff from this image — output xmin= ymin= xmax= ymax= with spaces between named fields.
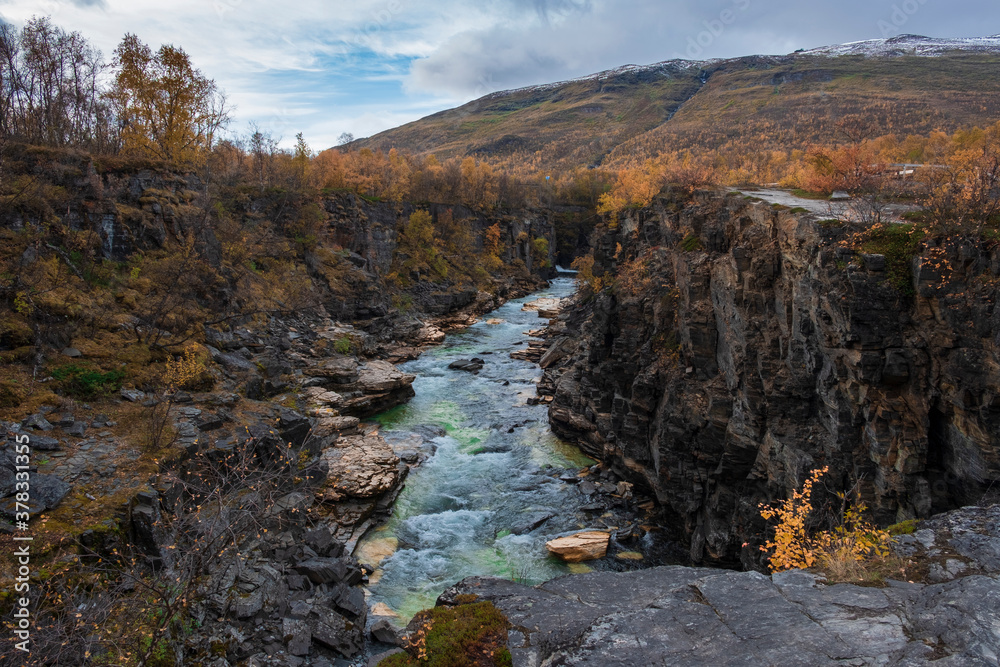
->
xmin=541 ymin=191 xmax=1000 ymax=567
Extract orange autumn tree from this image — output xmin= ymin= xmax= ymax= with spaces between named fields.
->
xmin=597 ymin=159 xmax=665 ymax=215
xmin=108 ymin=34 xmax=229 ymax=165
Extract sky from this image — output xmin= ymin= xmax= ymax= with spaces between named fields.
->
xmin=0 ymin=0 xmax=997 ymax=149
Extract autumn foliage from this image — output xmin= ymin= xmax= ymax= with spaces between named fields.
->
xmin=758 ymin=467 xmax=892 ymax=577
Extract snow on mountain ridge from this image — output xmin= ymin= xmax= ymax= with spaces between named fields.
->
xmin=482 ymin=35 xmax=1000 ymax=101
xmin=802 ymin=34 xmax=1000 ymax=57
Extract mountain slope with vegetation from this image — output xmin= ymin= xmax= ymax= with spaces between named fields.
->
xmin=354 ymin=36 xmax=1000 ymax=173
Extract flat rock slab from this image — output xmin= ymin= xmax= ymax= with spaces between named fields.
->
xmin=545 ymin=531 xmax=610 ymax=562
xmin=522 ymin=297 xmax=563 ymax=319
xmin=443 ymin=556 xmax=1000 ymax=667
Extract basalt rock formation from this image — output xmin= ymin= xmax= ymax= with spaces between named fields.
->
xmin=541 ymin=192 xmax=1000 ymax=567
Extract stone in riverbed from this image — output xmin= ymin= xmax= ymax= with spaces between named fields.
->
xmin=511 ymin=511 xmax=555 ymax=535
xmin=448 ymin=358 xmax=485 ymax=372
xmin=545 ymin=531 xmax=610 ymax=562
xmin=355 ymin=536 xmax=398 ymax=565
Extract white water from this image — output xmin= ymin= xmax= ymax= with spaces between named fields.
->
xmin=360 ymin=278 xmax=599 ymax=622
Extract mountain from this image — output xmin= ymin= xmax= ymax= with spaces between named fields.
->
xmin=352 ymin=35 xmax=1000 ymax=171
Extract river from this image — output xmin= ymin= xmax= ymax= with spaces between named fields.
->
xmin=358 ymin=277 xmax=608 ymax=623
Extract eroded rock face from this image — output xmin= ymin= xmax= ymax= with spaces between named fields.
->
xmin=303 ymin=358 xmax=416 ymax=418
xmin=542 ymin=192 xmax=1000 ymax=567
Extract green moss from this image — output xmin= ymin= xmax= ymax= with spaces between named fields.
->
xmin=858 ymin=223 xmax=925 ymax=296
xmin=378 ymin=601 xmax=512 ymax=667
xmin=791 ymin=188 xmax=830 ymax=200
xmin=679 ymin=233 xmax=703 ymax=252
xmin=888 ymin=519 xmax=919 ymax=535
xmin=50 ymin=364 xmax=125 ymax=399
xmin=788 ymin=207 xmax=809 ymax=214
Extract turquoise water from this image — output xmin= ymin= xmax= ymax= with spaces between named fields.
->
xmin=359 ymin=278 xmax=597 ymax=622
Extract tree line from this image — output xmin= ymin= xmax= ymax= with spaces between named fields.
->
xmin=1 ymin=17 xmax=227 ymax=163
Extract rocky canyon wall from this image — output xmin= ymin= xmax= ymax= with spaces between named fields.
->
xmin=542 ymin=191 xmax=1000 ymax=567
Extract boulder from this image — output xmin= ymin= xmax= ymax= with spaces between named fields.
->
xmin=22 ymin=414 xmax=54 ymax=431
xmin=120 ymin=388 xmax=146 ymax=402
xmin=370 ymin=619 xmax=402 ymax=646
xmin=354 ymin=360 xmax=416 ymax=392
xmin=320 ymin=434 xmax=400 ymax=500
xmin=293 ymin=557 xmax=362 ymax=585
xmin=545 ymin=531 xmax=610 ymax=562
xmin=416 ymin=324 xmax=446 ymax=346
xmin=282 ymin=617 xmax=312 ymax=656
xmin=522 ymin=297 xmax=562 ymax=315
xmin=448 ymin=358 xmax=485 ymax=372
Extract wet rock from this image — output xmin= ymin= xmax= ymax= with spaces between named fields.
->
xmin=545 ymin=531 xmax=610 ymax=562
xmin=448 ymin=358 xmax=485 ymax=372
xmin=511 ymin=512 xmax=555 ymax=535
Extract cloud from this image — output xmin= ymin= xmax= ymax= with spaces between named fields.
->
xmin=1 ymin=0 xmax=998 ymax=146
xmin=406 ymin=0 xmax=1000 ymax=96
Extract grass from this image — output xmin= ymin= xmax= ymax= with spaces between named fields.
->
xmin=378 ymin=601 xmax=512 ymax=667
xmin=791 ymin=188 xmax=830 ymax=200
xmin=855 ymin=223 xmax=925 ymax=295
xmin=679 ymin=233 xmax=703 ymax=252
xmin=50 ymin=364 xmax=126 ymax=399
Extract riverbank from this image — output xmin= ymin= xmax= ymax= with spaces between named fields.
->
xmin=355 ymin=279 xmax=690 ymax=653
